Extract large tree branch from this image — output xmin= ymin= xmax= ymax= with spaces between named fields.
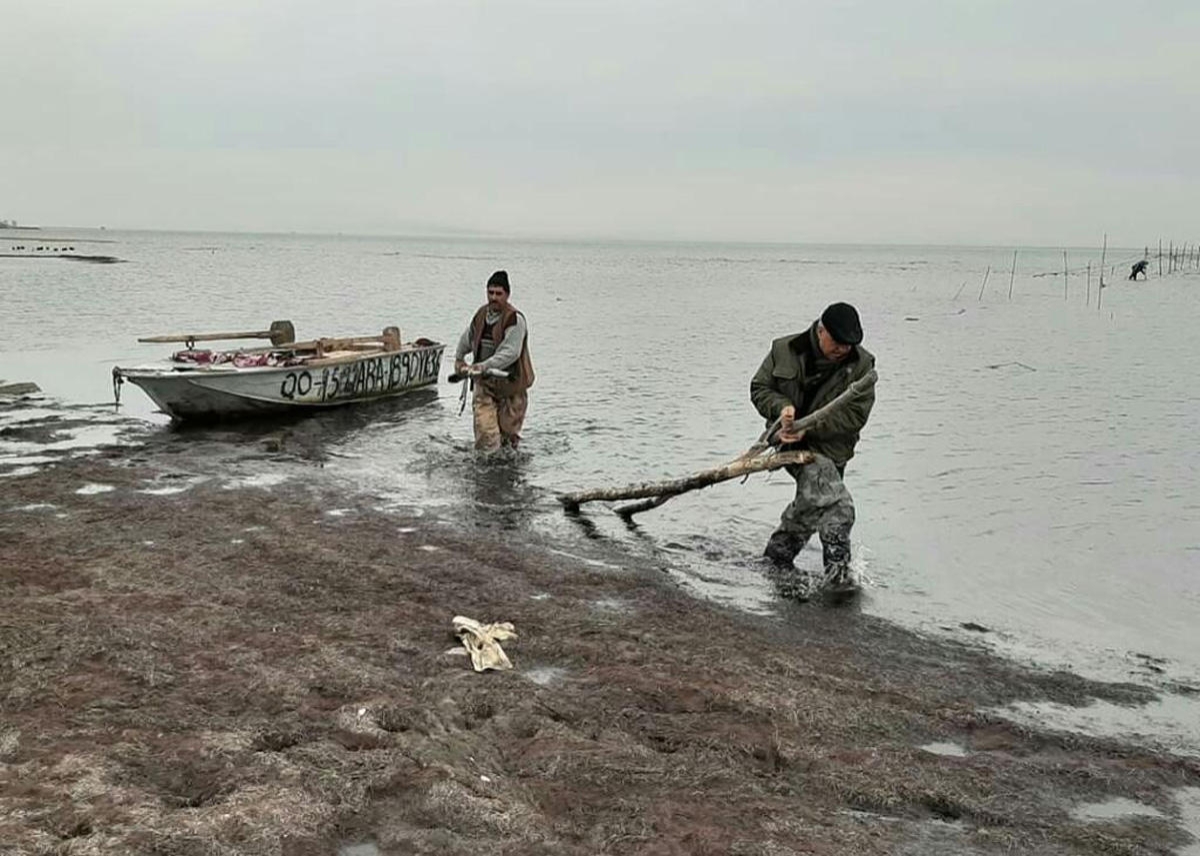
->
xmin=559 ymin=450 xmax=814 ymax=513
xmin=558 ymin=368 xmax=876 ymax=519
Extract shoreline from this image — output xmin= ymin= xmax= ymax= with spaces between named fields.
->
xmin=3 ymin=410 xmax=1200 ymax=853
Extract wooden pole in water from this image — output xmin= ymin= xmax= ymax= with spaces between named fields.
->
xmin=1063 ymin=250 xmax=1069 ymax=300
xmin=1169 ymin=241 xmax=1174 ymax=274
xmin=1159 ymin=239 xmax=1164 ymax=276
xmin=1008 ymin=250 xmax=1017 ymax=300
xmin=1086 ymin=262 xmax=1091 ymax=305
xmin=1099 ymin=233 xmax=1108 ymax=290
xmin=977 ymin=265 xmax=991 ymax=301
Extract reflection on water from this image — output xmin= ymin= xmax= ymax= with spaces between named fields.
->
xmin=461 ymin=451 xmax=542 ymax=531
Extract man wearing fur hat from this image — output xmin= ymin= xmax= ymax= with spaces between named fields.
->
xmin=750 ymin=302 xmax=876 ymax=596
xmin=454 ymin=270 xmax=536 ymax=452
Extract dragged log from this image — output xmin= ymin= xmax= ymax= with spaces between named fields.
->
xmin=560 ymin=449 xmax=814 ymax=514
xmin=560 ymin=369 xmax=876 ymax=519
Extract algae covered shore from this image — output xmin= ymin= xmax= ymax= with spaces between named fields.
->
xmin=3 ymin=409 xmax=1200 ymax=855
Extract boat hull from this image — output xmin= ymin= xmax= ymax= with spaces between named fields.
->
xmin=118 ymin=344 xmax=445 ymax=422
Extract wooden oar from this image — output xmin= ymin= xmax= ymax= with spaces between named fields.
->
xmin=138 ymin=320 xmax=295 ymax=347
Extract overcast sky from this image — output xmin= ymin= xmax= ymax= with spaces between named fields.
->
xmin=2 ymin=1 xmax=1196 ymax=245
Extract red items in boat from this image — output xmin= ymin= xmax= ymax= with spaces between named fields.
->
xmin=171 ymin=349 xmax=216 ymax=364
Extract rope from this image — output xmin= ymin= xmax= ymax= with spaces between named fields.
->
xmin=458 ymin=376 xmax=470 ymax=416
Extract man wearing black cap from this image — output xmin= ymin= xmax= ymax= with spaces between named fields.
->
xmin=453 ymin=270 xmax=536 ymax=452
xmin=750 ymin=302 xmax=876 ymax=597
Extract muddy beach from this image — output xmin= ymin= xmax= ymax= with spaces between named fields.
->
xmin=3 ymin=409 xmax=1200 ymax=855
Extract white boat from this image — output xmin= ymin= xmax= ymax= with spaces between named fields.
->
xmin=113 ymin=320 xmax=445 ymax=422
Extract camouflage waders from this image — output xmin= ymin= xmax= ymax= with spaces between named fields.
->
xmin=764 ymin=455 xmax=855 ymax=595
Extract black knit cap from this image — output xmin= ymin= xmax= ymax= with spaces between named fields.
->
xmin=820 ymin=302 xmax=863 ymax=345
xmin=487 ymin=270 xmax=510 ymax=293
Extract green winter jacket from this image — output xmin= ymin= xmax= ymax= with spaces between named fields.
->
xmin=749 ymin=325 xmax=876 ymax=466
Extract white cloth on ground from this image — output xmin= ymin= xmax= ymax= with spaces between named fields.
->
xmin=452 ymin=615 xmax=518 ymax=672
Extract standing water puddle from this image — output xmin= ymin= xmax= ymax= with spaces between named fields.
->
xmin=919 ymin=742 xmax=968 ymax=757
xmin=1071 ymin=787 xmax=1200 ymax=853
xmin=992 ymin=693 xmax=1200 ymax=759
xmin=338 ymin=843 xmax=380 ymax=856
xmin=524 ymin=666 xmax=568 ymax=686
xmin=1072 ymin=797 xmax=1163 ymax=821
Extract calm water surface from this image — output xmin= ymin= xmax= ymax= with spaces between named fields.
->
xmin=3 ymin=229 xmax=1199 ymax=702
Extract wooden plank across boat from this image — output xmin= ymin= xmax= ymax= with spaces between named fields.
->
xmin=113 ymin=320 xmax=445 ymax=422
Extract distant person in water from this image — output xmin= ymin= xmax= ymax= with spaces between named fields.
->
xmin=453 ymin=270 xmax=535 ymax=452
xmin=750 ymin=302 xmax=876 ymax=598
xmin=1129 ymin=259 xmax=1149 ymax=281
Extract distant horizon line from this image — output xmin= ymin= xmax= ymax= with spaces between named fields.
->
xmin=1 ymin=222 xmax=1175 ymax=253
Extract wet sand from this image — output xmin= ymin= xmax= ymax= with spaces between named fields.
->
xmin=3 ymin=418 xmax=1200 ymax=854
